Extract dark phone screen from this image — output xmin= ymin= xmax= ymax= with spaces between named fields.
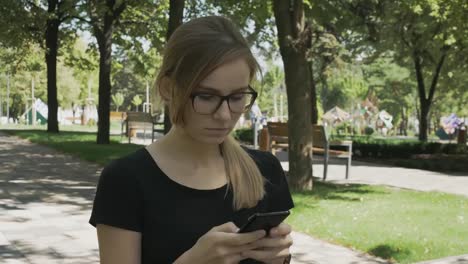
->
xmin=238 ymin=211 xmax=290 ymax=234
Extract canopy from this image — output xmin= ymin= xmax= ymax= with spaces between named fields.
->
xmin=322 ymin=106 xmax=351 ymax=123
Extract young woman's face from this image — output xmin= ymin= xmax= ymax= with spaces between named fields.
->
xmin=182 ymin=58 xmax=252 ymax=145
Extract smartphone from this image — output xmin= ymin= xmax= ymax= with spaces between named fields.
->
xmin=238 ymin=210 xmax=290 ymax=234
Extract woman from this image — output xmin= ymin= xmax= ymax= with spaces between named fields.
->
xmin=89 ymin=16 xmax=294 ymax=264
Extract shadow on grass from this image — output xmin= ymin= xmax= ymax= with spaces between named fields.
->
xmin=292 ymin=180 xmax=390 ymax=202
xmin=368 ymin=244 xmax=411 ymax=262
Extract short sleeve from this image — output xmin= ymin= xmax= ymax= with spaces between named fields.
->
xmin=89 ymin=160 xmax=143 ymax=232
xmin=264 ymin=152 xmax=294 ymax=212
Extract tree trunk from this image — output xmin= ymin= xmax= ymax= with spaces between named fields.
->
xmin=308 ymin=62 xmax=318 ymax=124
xmin=95 ymin=17 xmax=113 ymax=144
xmin=273 ymin=0 xmax=313 ymax=190
xmin=163 ymin=0 xmax=185 ymax=134
xmin=413 ymin=47 xmax=447 ymax=141
xmin=45 ymin=11 xmax=60 ymax=133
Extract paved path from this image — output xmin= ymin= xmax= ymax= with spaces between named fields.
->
xmin=0 ymin=131 xmax=466 ymax=263
xmin=275 ymin=152 xmax=468 ymax=198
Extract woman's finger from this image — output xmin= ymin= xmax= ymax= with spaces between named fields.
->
xmin=241 ymin=247 xmax=290 ymax=261
xmin=269 ymin=222 xmax=292 ymax=237
xmin=251 ymin=235 xmax=293 ymax=249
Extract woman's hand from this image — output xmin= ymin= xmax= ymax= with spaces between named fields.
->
xmin=175 ymin=222 xmax=266 ymax=264
xmin=240 ymin=222 xmax=293 ymax=264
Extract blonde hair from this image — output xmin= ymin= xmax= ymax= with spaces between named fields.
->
xmin=155 ymin=16 xmax=265 ymax=210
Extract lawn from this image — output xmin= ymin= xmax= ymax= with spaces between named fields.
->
xmin=3 ymin=128 xmax=468 ymax=263
xmin=1 ymin=127 xmax=141 ymax=165
xmin=289 ymin=182 xmax=468 ymax=263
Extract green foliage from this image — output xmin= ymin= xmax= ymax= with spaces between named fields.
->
xmin=364 ymin=126 xmax=374 ymax=136
xmin=112 ymin=59 xmax=146 ymax=111
xmin=131 ymin=94 xmax=143 ymax=111
xmin=232 ymin=128 xmax=254 ymax=144
xmin=343 ymin=138 xmax=468 ymax=159
xmin=201 ymin=0 xmax=277 ymax=58
xmin=322 ymin=65 xmax=368 ymax=111
xmin=57 ymin=61 xmax=81 ymax=109
xmin=256 ymin=61 xmax=286 ymax=117
xmin=111 ymin=92 xmax=124 ymax=111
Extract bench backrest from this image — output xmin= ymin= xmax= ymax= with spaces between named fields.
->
xmin=267 ymin=122 xmax=289 ymax=143
xmin=312 ymin=125 xmax=329 ymax=148
xmin=110 ymin=111 xmax=126 ymax=121
xmin=266 ymin=122 xmax=329 ymax=148
xmin=126 ymin=112 xmax=153 ymax=124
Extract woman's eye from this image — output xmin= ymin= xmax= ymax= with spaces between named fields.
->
xmin=230 ymin=94 xmax=245 ymax=101
xmin=197 ymin=94 xmax=216 ymax=101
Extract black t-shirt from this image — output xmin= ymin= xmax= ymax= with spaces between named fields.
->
xmin=89 ymin=147 xmax=294 ymax=263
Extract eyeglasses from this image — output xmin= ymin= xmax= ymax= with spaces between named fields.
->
xmin=189 ymin=85 xmax=258 ymax=115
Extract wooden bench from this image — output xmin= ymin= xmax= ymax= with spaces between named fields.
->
xmin=124 ymin=112 xmax=163 ymax=144
xmin=260 ymin=122 xmax=352 ymax=180
xmin=110 ymin=112 xmax=126 ymax=141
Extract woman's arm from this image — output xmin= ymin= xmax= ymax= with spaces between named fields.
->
xmin=97 ymin=224 xmax=142 ymax=264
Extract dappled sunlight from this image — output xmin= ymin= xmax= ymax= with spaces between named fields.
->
xmin=0 ymin=132 xmax=101 ymax=262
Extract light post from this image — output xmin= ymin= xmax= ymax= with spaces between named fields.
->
xmin=31 ymin=76 xmax=36 ymax=125
xmin=143 ymin=80 xmax=152 ymax=113
xmin=279 ymin=83 xmax=284 ymax=122
xmin=6 ymin=73 xmax=10 ymax=123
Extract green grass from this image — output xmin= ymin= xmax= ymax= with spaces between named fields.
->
xmin=288 ymin=182 xmax=468 ymax=263
xmin=2 ymin=128 xmax=141 ymax=165
xmin=3 ymin=128 xmax=468 ymax=263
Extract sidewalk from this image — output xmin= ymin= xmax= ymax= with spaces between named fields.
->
xmin=275 ymin=152 xmax=468 ymax=198
xmin=0 ymin=131 xmax=466 ymax=263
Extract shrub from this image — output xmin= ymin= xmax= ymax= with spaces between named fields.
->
xmin=364 ymin=126 xmax=374 ymax=136
xmin=232 ymin=128 xmax=253 ymax=144
xmin=350 ymin=141 xmax=467 ymax=159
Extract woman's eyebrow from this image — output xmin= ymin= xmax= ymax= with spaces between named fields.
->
xmin=197 ymin=85 xmax=249 ymax=94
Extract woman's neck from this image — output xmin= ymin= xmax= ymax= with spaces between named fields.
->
xmin=152 ymin=126 xmax=223 ymax=166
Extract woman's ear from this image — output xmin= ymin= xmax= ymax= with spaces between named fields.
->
xmin=158 ymin=76 xmax=173 ymax=102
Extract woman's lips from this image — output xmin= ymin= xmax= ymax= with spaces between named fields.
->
xmin=205 ymin=128 xmax=230 ymax=133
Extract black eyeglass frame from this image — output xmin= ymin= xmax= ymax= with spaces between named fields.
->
xmin=189 ymin=85 xmax=258 ymax=115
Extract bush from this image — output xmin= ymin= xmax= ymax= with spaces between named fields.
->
xmin=232 ymin=128 xmax=253 ymax=144
xmin=350 ymin=141 xmax=467 ymax=159
xmin=364 ymin=126 xmax=374 ymax=136
xmin=87 ymin=119 xmax=96 ymax=126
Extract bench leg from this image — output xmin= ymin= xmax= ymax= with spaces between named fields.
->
xmin=323 ymin=154 xmax=329 ymax=181
xmin=346 ymin=155 xmax=351 ymax=179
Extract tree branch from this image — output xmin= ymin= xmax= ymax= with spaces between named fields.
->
xmin=428 ymin=45 xmax=450 ymax=104
xmin=67 ymin=15 xmax=92 ymax=24
xmin=413 ymin=49 xmax=427 ymax=102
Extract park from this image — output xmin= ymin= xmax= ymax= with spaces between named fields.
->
xmin=0 ymin=0 xmax=467 ymax=264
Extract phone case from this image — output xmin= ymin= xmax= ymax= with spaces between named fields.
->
xmin=238 ymin=211 xmax=290 ymax=234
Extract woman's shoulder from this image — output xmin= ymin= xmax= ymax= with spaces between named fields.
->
xmin=242 ymin=146 xmax=275 ymax=163
xmin=241 ymin=146 xmax=284 ymax=181
xmin=99 ymin=148 xmax=151 ymax=181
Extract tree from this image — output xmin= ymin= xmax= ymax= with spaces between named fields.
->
xmin=335 ymin=0 xmax=468 ymax=141
xmin=111 ymin=92 xmax=124 ymax=111
xmin=163 ymin=0 xmax=185 ymax=134
xmin=0 ymin=45 xmax=47 ymax=123
xmin=131 ymin=94 xmax=142 ymax=112
xmin=273 ymin=0 xmax=313 ymax=190
xmin=0 ymin=0 xmax=82 ymax=133
xmin=257 ymin=62 xmax=285 ymax=117
xmin=85 ymin=0 xmax=170 ymax=143
xmin=87 ymin=0 xmax=128 ymax=144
